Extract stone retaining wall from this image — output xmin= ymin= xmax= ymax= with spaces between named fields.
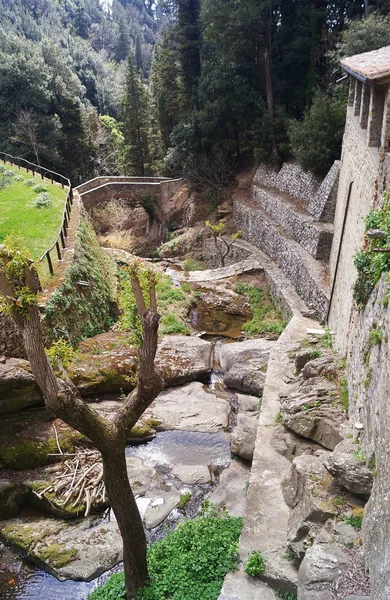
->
xmin=252 ymin=186 xmax=333 ymax=259
xmin=308 ymin=160 xmax=340 ymax=222
xmin=0 ymin=315 xmax=26 ymax=359
xmin=76 ymin=176 xmax=174 ymax=195
xmin=79 ymin=179 xmax=182 ymax=211
xmin=253 ymin=162 xmax=321 ymax=204
xmin=234 ymin=200 xmax=329 ymax=320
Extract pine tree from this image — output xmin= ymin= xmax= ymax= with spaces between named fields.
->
xmin=122 ymin=55 xmax=152 ymax=175
xmin=177 ymin=0 xmax=201 ymax=109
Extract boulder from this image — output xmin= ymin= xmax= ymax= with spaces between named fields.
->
xmin=302 ymin=356 xmax=339 ymax=380
xmin=282 ymin=453 xmax=336 ymax=558
xmin=324 ymin=439 xmax=373 ymax=499
xmin=0 ymin=515 xmax=123 ymax=581
xmin=0 ymin=358 xmax=43 ymax=414
xmin=209 ymin=459 xmax=250 ymax=518
xmin=171 ymin=464 xmax=211 ymax=484
xmin=298 ymin=542 xmax=353 ymax=600
xmin=0 ymin=480 xmax=25 ymax=520
xmin=156 ymin=335 xmax=213 ymax=385
xmin=231 ymin=394 xmax=259 ymax=461
xmin=126 ymin=456 xmax=156 ymax=497
xmin=220 ymin=338 xmax=274 ymax=396
xmin=280 ymin=377 xmax=346 ymax=450
xmin=144 ymin=381 xmax=230 ymax=433
xmin=224 ymin=365 xmax=266 ymax=396
xmin=144 ymin=490 xmax=181 ymax=529
xmin=271 ymin=425 xmax=321 ymax=462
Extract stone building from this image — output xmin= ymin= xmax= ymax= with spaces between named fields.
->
xmin=329 ymin=45 xmax=390 ymax=600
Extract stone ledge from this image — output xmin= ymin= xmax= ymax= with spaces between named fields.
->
xmin=233 ymin=200 xmax=330 ymax=321
xmin=252 ymin=185 xmax=333 ymax=260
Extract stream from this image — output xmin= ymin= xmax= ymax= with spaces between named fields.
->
xmin=0 ymin=372 xmax=243 ymax=600
xmin=0 ymin=265 xmax=254 ymax=600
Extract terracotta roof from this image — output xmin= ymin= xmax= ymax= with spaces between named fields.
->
xmin=341 ymin=45 xmax=390 ymax=83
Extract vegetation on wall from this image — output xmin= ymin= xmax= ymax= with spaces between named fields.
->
xmin=88 ymin=503 xmax=242 ymax=600
xmin=235 ymin=283 xmax=286 ymax=337
xmin=44 ymin=217 xmax=117 ymax=343
xmin=353 ymin=191 xmax=390 ymax=308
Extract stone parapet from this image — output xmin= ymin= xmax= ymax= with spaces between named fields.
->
xmin=233 ymin=200 xmax=329 ymax=321
xmin=308 ymin=160 xmax=340 ymax=223
xmin=252 ymin=185 xmax=333 ymax=259
xmin=253 ymin=162 xmax=321 ymax=204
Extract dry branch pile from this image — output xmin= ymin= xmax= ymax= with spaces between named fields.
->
xmin=34 ymin=449 xmax=106 ymax=517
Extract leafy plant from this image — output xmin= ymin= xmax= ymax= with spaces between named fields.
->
xmin=46 ymin=338 xmax=81 ymax=369
xmin=160 ymin=313 xmax=190 ymax=335
xmin=339 ymin=376 xmax=349 ymax=413
xmin=369 ymin=327 xmax=383 ymax=345
xmin=32 ymin=184 xmax=48 ymax=193
xmin=89 ymin=505 xmax=242 ymax=600
xmin=178 ymin=492 xmax=191 ymax=509
xmin=344 ymin=515 xmax=363 ymax=530
xmin=332 ymin=495 xmax=345 ymax=507
xmin=235 ymin=283 xmax=286 ymax=337
xmin=276 ymin=592 xmax=297 ymax=600
xmin=245 ymin=551 xmax=265 ymax=577
xmin=33 ymin=192 xmax=51 ymax=208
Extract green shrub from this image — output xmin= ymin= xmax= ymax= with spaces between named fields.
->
xmin=46 ymin=338 xmax=81 ymax=369
xmin=235 ymin=283 xmax=286 ymax=337
xmin=25 ymin=178 xmax=36 ymax=186
xmin=369 ymin=327 xmax=383 ymax=345
xmin=32 ymin=183 xmax=48 ymax=193
xmin=33 ymin=192 xmax=51 ymax=208
xmin=244 ymin=551 xmax=265 ymax=577
xmin=88 ymin=506 xmax=242 ymax=600
xmin=344 ymin=515 xmax=363 ymax=530
xmin=160 ymin=313 xmax=190 ymax=335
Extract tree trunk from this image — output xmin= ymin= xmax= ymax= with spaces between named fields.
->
xmin=102 ymin=446 xmax=148 ymax=598
xmin=364 ymin=0 xmax=369 ymax=16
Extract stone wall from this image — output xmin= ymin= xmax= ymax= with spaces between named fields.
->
xmin=252 ymin=186 xmax=333 ymax=259
xmin=79 ymin=179 xmax=182 ymax=210
xmin=345 ymin=274 xmax=390 ymax=600
xmin=328 ymin=108 xmax=379 ymax=353
xmin=233 ymin=200 xmax=329 ymax=320
xmin=308 ymin=160 xmax=340 ymax=222
xmin=0 ymin=315 xmax=26 ymax=359
xmin=253 ymin=162 xmax=321 ymax=204
xmin=76 ymin=176 xmax=175 ymax=195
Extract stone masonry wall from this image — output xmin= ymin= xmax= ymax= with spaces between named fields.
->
xmin=346 ymin=274 xmax=390 ymax=600
xmin=253 ymin=162 xmax=321 ymax=204
xmin=76 ymin=176 xmax=175 ymax=195
xmin=308 ymin=160 xmax=340 ymax=222
xmin=234 ymin=200 xmax=329 ymax=320
xmin=252 ymin=186 xmax=333 ymax=259
xmin=328 ymin=108 xmax=379 ymax=353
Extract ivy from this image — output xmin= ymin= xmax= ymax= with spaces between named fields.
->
xmin=353 ymin=192 xmax=390 ymax=308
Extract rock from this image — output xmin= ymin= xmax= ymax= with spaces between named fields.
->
xmin=298 ymin=542 xmax=353 ymax=600
xmin=69 ymin=332 xmax=213 ymax=396
xmin=302 ymin=356 xmax=338 ymax=380
xmin=171 ymin=465 xmax=211 ymax=484
xmin=156 ymin=335 xmax=213 ymax=385
xmin=144 ymin=381 xmax=231 ymax=433
xmin=280 ymin=377 xmax=346 ymax=450
xmin=231 ymin=394 xmax=259 ymax=461
xmin=324 ymin=439 xmax=374 ymax=499
xmin=144 ymin=490 xmax=181 ymax=529
xmin=0 ymin=481 xmax=25 ymax=520
xmin=224 ymin=365 xmax=265 ymax=396
xmin=221 ymin=338 xmax=274 ymax=396
xmin=0 ymin=358 xmax=43 ymax=414
xmin=0 ymin=516 xmax=123 ymax=581
xmin=126 ymin=456 xmax=156 ymax=497
xmin=282 ymin=453 xmax=337 ymax=558
xmin=271 ymin=425 xmax=321 ymax=462
xmin=209 ymin=459 xmax=250 ymax=518
xmin=218 ymin=570 xmax=278 ymax=600
xmin=220 ymin=339 xmax=274 ymax=373
xmin=295 ymin=350 xmax=319 ymax=373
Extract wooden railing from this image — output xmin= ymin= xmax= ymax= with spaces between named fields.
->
xmin=0 ymin=152 xmax=74 ymax=278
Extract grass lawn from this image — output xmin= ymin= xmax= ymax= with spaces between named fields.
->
xmin=0 ymin=164 xmax=68 ymax=261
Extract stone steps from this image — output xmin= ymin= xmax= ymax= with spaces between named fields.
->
xmin=252 ymin=184 xmax=333 ymax=260
xmin=233 ymin=199 xmax=330 ymax=321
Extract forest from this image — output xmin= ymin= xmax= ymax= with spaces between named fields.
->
xmin=1 ymin=0 xmax=390 ymax=184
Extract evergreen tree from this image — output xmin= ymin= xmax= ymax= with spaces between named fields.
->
xmin=122 ymin=55 xmax=152 ymax=175
xmin=177 ymin=0 xmax=201 ymax=109
xmin=135 ymin=34 xmax=145 ymax=75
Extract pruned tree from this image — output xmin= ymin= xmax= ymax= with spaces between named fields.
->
xmin=12 ymin=109 xmax=43 ymax=166
xmin=0 ymin=237 xmax=164 ymax=600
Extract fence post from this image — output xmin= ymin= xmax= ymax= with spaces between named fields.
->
xmin=46 ymin=251 xmax=54 ymax=275
xmin=56 ymin=241 xmax=62 ymax=261
xmin=60 ymin=230 xmax=66 ymax=248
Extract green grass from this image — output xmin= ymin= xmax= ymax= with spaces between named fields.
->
xmin=0 ymin=164 xmax=67 ymax=261
xmin=235 ymin=283 xmax=286 ymax=337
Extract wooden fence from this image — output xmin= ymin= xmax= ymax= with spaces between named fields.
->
xmin=0 ymin=152 xmax=74 ymax=279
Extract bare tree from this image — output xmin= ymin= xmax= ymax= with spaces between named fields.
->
xmin=12 ymin=109 xmax=44 ymax=166
xmin=0 ymin=244 xmax=164 ymax=599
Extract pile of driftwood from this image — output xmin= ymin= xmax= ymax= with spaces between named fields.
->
xmin=34 ymin=447 xmax=106 ymax=517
